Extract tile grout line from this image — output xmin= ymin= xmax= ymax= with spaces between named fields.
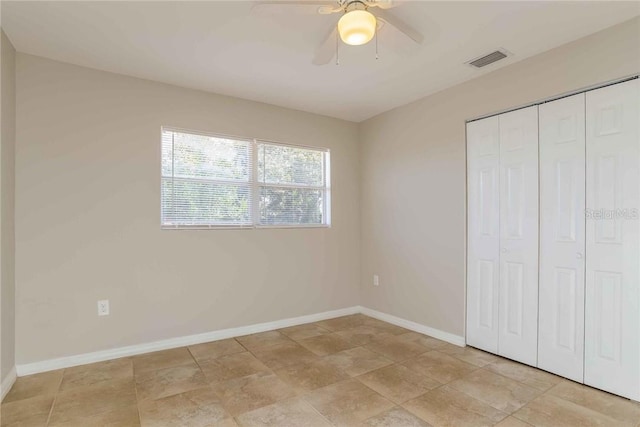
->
xmin=477 ymin=360 xmax=560 ymax=394
xmin=133 ymin=358 xmax=143 ymax=427
xmin=298 ymin=375 xmax=391 ymax=426
xmin=439 ymin=358 xmax=555 ymax=418
xmin=44 ymin=368 xmax=65 ymax=426
xmin=302 ymin=395 xmax=338 ymax=427
xmin=187 ymin=340 xmax=252 ymax=425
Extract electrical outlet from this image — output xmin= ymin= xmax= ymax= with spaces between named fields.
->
xmin=97 ymin=300 xmax=110 ymax=316
xmin=373 ymin=275 xmax=379 ymax=286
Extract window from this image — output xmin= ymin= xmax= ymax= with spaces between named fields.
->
xmin=161 ymin=128 xmax=330 ymax=229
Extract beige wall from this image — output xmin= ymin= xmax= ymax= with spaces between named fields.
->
xmin=15 ymin=54 xmax=361 ymax=365
xmin=359 ymin=17 xmax=640 ymax=337
xmin=1 ymin=30 xmax=16 ymax=383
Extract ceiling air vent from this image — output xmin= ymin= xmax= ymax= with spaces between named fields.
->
xmin=467 ymin=50 xmax=509 ymax=68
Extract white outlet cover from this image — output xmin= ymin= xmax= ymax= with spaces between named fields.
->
xmin=97 ymin=300 xmax=110 ymax=316
xmin=373 ymin=275 xmax=379 ymax=286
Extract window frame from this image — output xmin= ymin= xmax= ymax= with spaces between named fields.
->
xmin=161 ymin=127 xmax=331 ymax=230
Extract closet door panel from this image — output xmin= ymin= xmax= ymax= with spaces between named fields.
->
xmin=498 ymin=106 xmax=539 ymax=366
xmin=538 ymin=94 xmax=586 ymax=382
xmin=585 ymin=79 xmax=640 ymax=400
xmin=466 ymin=116 xmax=500 ymax=353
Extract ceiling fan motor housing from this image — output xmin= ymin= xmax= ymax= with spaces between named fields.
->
xmin=343 ymin=1 xmax=369 ymax=13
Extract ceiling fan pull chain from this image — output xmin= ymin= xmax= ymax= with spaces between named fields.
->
xmin=375 ymin=24 xmax=379 ymax=60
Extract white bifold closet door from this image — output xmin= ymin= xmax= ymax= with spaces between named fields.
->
xmin=585 ymin=79 xmax=640 ymax=401
xmin=497 ymin=106 xmax=539 ymax=366
xmin=538 ymin=94 xmax=586 ymax=383
xmin=466 ymin=116 xmax=500 ymax=353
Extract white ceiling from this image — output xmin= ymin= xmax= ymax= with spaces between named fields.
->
xmin=2 ymin=1 xmax=639 ymax=122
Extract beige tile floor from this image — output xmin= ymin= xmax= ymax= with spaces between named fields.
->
xmin=3 ymin=314 xmax=640 ymax=426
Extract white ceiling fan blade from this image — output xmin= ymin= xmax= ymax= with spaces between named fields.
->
xmin=251 ymin=1 xmax=336 ymax=15
xmin=318 ymin=5 xmax=344 ymax=14
xmin=365 ymin=0 xmax=400 ymax=10
xmin=312 ymin=27 xmax=337 ymax=65
xmin=375 ymin=9 xmax=423 ymax=44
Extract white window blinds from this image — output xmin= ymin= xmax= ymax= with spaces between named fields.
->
xmin=161 ymin=128 xmax=330 ymax=229
xmin=257 ymin=142 xmax=330 ymax=226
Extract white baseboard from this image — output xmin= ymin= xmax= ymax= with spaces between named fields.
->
xmin=358 ymin=306 xmax=466 ymax=347
xmin=16 ymin=305 xmax=465 ymax=377
xmin=1 ymin=366 xmax=17 ymax=401
xmin=16 ymin=306 xmax=360 ymax=376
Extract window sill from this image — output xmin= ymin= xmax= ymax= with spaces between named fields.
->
xmin=256 ymin=224 xmax=331 ymax=230
xmin=161 ymin=224 xmax=331 ymax=231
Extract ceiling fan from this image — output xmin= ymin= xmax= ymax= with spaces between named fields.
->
xmin=252 ymin=0 xmax=424 ymax=65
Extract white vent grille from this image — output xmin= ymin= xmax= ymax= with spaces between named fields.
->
xmin=467 ymin=50 xmax=508 ymax=68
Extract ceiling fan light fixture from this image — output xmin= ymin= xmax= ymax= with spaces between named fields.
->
xmin=338 ymin=9 xmax=376 ymax=46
